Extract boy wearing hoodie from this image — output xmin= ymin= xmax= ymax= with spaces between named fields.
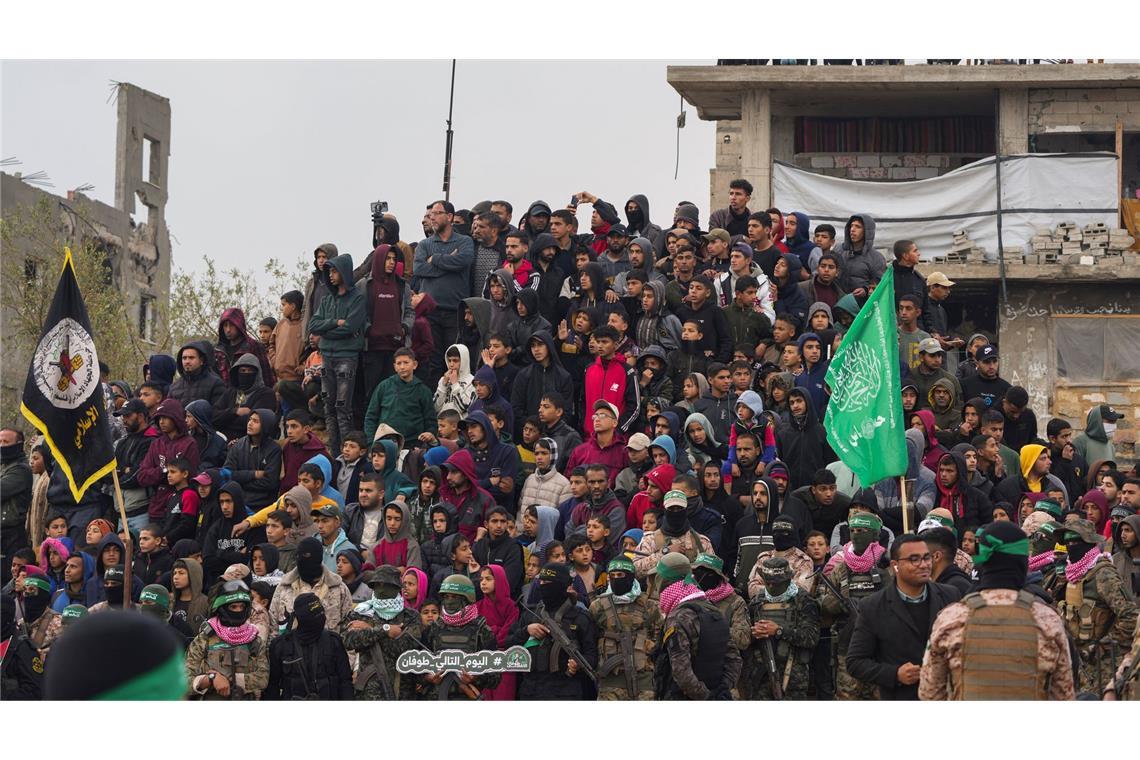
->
xmin=223 ymin=408 xmax=282 ymax=510
xmin=184 ymin=398 xmax=228 ymax=468
xmin=308 ymin=253 xmax=367 ymax=452
xmin=373 ymin=500 xmax=422 ymax=572
xmin=215 ymin=353 xmax=277 ymax=441
xmin=433 ymin=344 xmax=477 ymax=417
xmin=472 ymin=505 xmax=525 ymax=597
xmin=159 ymin=458 xmax=199 ymax=547
xmin=331 ymin=430 xmax=371 ymax=505
xmin=279 ymin=410 xmax=329 ymax=495
xmin=666 ymin=321 xmax=709 ymax=403
xmin=364 ymin=348 xmax=435 ymax=444
xmin=135 ymin=398 xmax=201 ymax=522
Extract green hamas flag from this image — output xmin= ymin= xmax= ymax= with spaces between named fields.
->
xmin=823 ymin=265 xmax=907 ymax=486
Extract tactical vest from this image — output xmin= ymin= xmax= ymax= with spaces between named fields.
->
xmin=955 ymin=590 xmax=1048 ymax=700
xmin=646 ymin=529 xmax=704 ymax=600
xmin=658 ymin=599 xmax=730 ymax=699
xmin=598 ymin=596 xmax=652 ymax=675
xmin=753 ymin=596 xmax=812 ymax=664
xmin=280 ymin=634 xmax=336 ymax=700
xmin=1058 ymin=563 xmax=1114 ymax=645
xmin=204 ymin=637 xmax=260 ymax=699
xmin=435 ymin=620 xmax=483 ymax=652
xmin=846 ymin=566 xmax=885 ymax=601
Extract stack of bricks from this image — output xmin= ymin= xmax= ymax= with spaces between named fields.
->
xmin=1029 ymin=221 xmax=1137 ymax=265
xmin=945 ymin=230 xmax=985 ymax=263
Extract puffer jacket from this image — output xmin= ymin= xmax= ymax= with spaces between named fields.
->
xmin=519 ymin=466 xmax=573 ymax=512
xmin=834 ymin=213 xmax=886 ymax=294
xmin=421 ymin=502 xmax=460 ymax=579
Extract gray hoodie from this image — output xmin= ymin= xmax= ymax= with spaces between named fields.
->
xmin=834 ymin=213 xmax=886 ymax=293
xmin=625 ymin=194 xmax=663 ymax=247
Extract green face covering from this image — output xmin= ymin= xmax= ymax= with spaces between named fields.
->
xmin=850 ymin=529 xmax=875 ymax=554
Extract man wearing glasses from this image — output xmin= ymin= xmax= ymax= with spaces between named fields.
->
xmin=845 ymin=533 xmax=962 ymax=700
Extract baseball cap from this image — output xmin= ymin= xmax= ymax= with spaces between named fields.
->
xmin=192 ymin=472 xmax=213 ymax=486
xmin=606 ymin=223 xmax=629 ymax=237
xmin=663 ymin=489 xmax=688 ymax=510
xmin=1100 ymin=404 xmax=1123 ymax=422
xmin=702 ymin=228 xmax=731 ymax=244
xmin=311 ymin=504 xmax=342 ymax=520
xmin=731 ymin=241 xmax=754 ymax=257
xmin=626 ymin=433 xmax=652 ymax=451
xmin=592 ymin=399 xmax=619 ymax=420
xmin=927 ymin=272 xmax=956 ymax=287
xmin=113 ymin=398 xmax=147 ymax=417
xmin=918 ymin=338 xmax=943 ymax=354
xmin=976 ymin=345 xmax=999 ymax=361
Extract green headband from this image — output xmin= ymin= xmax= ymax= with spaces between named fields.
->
xmin=849 ymin=513 xmax=882 ymax=532
xmin=974 ymin=532 xmax=1030 ymax=565
xmin=693 ymin=553 xmax=724 ymax=573
xmin=1034 ymin=500 xmax=1062 ymax=518
xmin=210 ymin=590 xmax=251 ymax=612
xmin=439 ymin=580 xmax=474 ymax=597
xmin=607 ymin=557 xmax=635 ymax=574
xmin=96 ymin=651 xmax=187 ymax=701
xmin=24 ymin=577 xmax=52 ymax=594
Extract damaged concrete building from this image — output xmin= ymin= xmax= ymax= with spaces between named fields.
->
xmin=668 ymin=62 xmax=1140 ymax=463
xmin=1 ymin=82 xmax=172 ymax=417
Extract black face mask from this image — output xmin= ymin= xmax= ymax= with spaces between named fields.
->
xmin=627 ymin=208 xmax=645 ymax=230
xmin=23 ymin=591 xmax=50 ymax=622
xmin=663 ymin=508 xmax=688 ymax=535
xmin=539 ymin=582 xmax=568 ymax=610
xmin=104 ymin=584 xmax=125 ymax=607
xmin=296 ymin=551 xmax=323 ymax=584
xmin=218 ymin=602 xmax=251 ymax=627
xmin=693 ymin=568 xmax=720 ymax=591
xmin=609 ymin=574 xmax=635 ymax=596
xmin=0 ymin=443 xmax=23 ymax=463
xmin=236 ymin=371 xmax=256 ymax=391
xmin=442 ymin=596 xmax=466 ymax=614
xmin=1066 ymin=541 xmax=1095 ymax=563
xmin=773 ymin=531 xmax=796 ymax=551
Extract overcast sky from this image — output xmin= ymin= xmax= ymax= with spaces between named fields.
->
xmin=2 ymin=60 xmax=716 ymax=280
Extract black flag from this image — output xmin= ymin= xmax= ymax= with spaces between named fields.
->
xmin=20 ymin=248 xmax=117 ymax=501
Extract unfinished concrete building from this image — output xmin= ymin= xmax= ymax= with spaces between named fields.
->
xmin=668 ymin=63 xmax=1140 ymax=462
xmin=1 ymin=82 xmax=172 ymax=418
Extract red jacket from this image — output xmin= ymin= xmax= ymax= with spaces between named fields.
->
xmin=565 ymin=432 xmax=630 ymax=487
xmin=625 ymin=464 xmax=676 ymax=529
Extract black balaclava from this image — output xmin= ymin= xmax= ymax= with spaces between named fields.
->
xmin=772 ymin=517 xmax=797 ymax=551
xmin=103 ymin=565 xmax=126 ymax=608
xmin=236 ymin=368 xmax=256 ymax=391
xmin=975 ymin=522 xmax=1030 ymax=591
xmin=693 ymin=566 xmax=721 ymax=592
xmin=663 ymin=507 xmax=688 ymax=536
xmin=538 ymin=562 xmax=571 ymax=609
xmin=626 ymin=206 xmax=645 ymax=232
xmin=292 ymin=592 xmax=326 ymax=645
xmin=1065 ymin=539 xmax=1096 ymax=564
xmin=609 ymin=573 xmax=635 ymax=596
xmin=215 ymin=580 xmax=252 ymax=627
xmin=23 ymin=585 xmax=51 ymax=623
xmin=296 ymin=537 xmax=324 ymax=584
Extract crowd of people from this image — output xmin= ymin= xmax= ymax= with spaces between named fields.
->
xmin=2 ymin=181 xmax=1138 ymax=701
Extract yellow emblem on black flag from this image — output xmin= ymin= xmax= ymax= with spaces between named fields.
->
xmin=20 ymin=249 xmax=117 ymax=501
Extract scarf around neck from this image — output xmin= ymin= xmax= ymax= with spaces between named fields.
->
xmin=354 ymin=595 xmax=405 ymax=621
xmin=659 ymin=581 xmax=705 ymax=616
xmin=704 ymin=581 xmax=736 ymax=603
xmin=601 ymin=579 xmax=643 ymax=605
xmin=440 ymin=603 xmax=479 ymax=627
xmin=762 ymin=581 xmax=799 ymax=603
xmin=208 ymin=617 xmax=259 ymax=645
xmin=1065 ymin=550 xmax=1106 ymax=584
xmin=1028 ymin=551 xmax=1054 ymax=573
xmin=842 ymin=541 xmax=885 ymax=574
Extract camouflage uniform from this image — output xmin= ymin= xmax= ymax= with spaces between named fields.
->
xmin=711 ymin=591 xmax=753 ymax=653
xmin=1058 ymin=558 xmax=1138 ymax=694
xmin=340 ymin=606 xmax=422 ymax=700
xmin=422 ymin=616 xmax=500 ymax=700
xmin=1107 ymin=612 xmax=1140 ymax=700
xmin=589 ymin=593 xmax=663 ymax=700
xmin=820 ymin=557 xmax=887 ymax=700
xmin=26 ymin=610 xmax=62 ymax=655
xmin=634 ymin=528 xmax=713 ymax=600
xmin=185 ymin=622 xmax=270 ymax=700
xmin=745 ymin=589 xmax=820 ymax=700
xmin=658 ymin=599 xmax=742 ymax=700
xmin=747 ymin=547 xmax=815 ymax=599
xmin=919 ymin=588 xmax=1075 ymax=700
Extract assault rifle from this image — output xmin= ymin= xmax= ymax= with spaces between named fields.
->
xmin=520 ymin=599 xmax=600 ymax=684
xmin=814 ymin=567 xmax=855 ymax=616
xmin=762 ymin=637 xmax=783 ymax=700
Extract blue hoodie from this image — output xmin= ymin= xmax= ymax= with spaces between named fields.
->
xmin=650 ymin=434 xmax=677 ymax=465
xmin=51 ymin=552 xmax=95 ymax=612
xmin=144 ymin=353 xmax=177 ymax=388
xmin=305 ymin=453 xmax=345 ymax=508
xmin=464 ymin=410 xmax=520 ymax=512
xmin=794 ymin=332 xmax=830 ymax=415
xmin=786 ymin=211 xmax=821 ymax=271
xmin=468 ymin=364 xmax=514 ymax=436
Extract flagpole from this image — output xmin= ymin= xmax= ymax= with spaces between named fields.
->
xmin=899 ymin=476 xmax=910 ymax=534
xmin=112 ymin=470 xmax=133 ymax=609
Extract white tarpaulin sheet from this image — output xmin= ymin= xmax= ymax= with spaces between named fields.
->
xmin=772 ymin=153 xmax=1119 ymax=261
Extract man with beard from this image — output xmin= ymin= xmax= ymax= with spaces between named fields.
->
xmin=508 ymin=563 xmax=596 ymax=700
xmin=598 ymin=223 xmax=632 ymax=281
xmin=340 ymin=565 xmax=422 ymax=700
xmin=568 ymin=465 xmax=627 ymax=552
xmin=745 ymin=556 xmax=820 ymax=700
xmin=265 ymin=592 xmax=353 ymax=700
xmin=111 ymin=399 xmax=157 ymax=533
xmin=920 ymin=521 xmax=1074 ymax=700
xmin=413 ymin=200 xmax=475 ymax=383
xmin=782 ymin=468 xmax=851 ymax=543
xmin=589 ymin=556 xmax=663 ymax=700
xmin=186 ymin=580 xmax=269 ymax=700
xmin=1055 ymin=518 xmax=1137 ymax=694
xmin=524 ymin=232 xmax=566 ymax=326
xmin=654 ymin=552 xmax=740 ymax=700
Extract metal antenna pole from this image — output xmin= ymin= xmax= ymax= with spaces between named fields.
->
xmin=443 ymin=60 xmax=456 ymax=202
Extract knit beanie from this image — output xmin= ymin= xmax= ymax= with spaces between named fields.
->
xmin=337 ymin=548 xmax=363 ymax=576
xmin=44 ymin=611 xmax=186 ymax=700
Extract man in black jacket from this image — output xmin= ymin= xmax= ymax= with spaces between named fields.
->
xmin=472 ymin=506 xmax=524 ymax=598
xmin=221 ymin=409 xmax=282 ymax=511
xmin=112 ymin=400 xmax=156 ymax=532
xmin=920 ymin=526 xmax=973 ymax=596
xmin=342 ymin=473 xmax=385 ymax=557
xmin=674 ymin=276 xmax=733 ymax=364
xmin=776 ymin=389 xmax=836 ymax=491
xmin=511 ymin=333 xmax=574 ymax=441
xmin=1046 ymin=418 xmax=1087 ymax=506
xmin=781 ymin=468 xmax=851 ymax=543
xmin=845 ymin=533 xmax=962 ymax=700
xmin=265 ymin=592 xmax=353 ymax=700
xmin=1 ymin=429 xmax=33 ymax=569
